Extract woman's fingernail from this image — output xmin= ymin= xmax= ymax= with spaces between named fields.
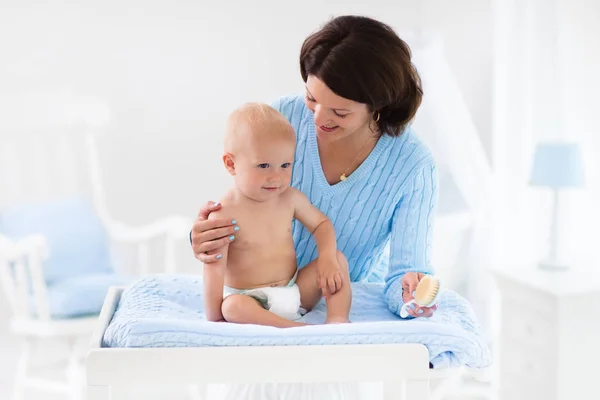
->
xmin=229 ymin=235 xmax=235 ymax=241
xmin=232 ymin=219 xmax=237 ymax=224
xmin=234 ymin=226 xmax=240 ymax=231
xmin=213 ymin=202 xmax=220 ymax=207
xmin=216 ymin=254 xmax=222 ymax=259
xmin=412 ymin=291 xmax=416 ymax=297
xmin=417 ymin=309 xmax=423 ymax=315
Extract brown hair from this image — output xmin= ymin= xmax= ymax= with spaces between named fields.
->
xmin=300 ymin=15 xmax=423 ymax=137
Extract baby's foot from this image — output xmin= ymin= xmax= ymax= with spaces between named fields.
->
xmin=325 ymin=317 xmax=350 ymax=324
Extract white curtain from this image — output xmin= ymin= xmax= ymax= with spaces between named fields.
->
xmin=411 ymin=36 xmax=494 ymax=330
xmin=491 ymin=0 xmax=600 ymax=267
xmin=559 ymin=0 xmax=600 ymax=263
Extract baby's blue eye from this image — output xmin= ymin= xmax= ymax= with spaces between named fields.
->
xmin=282 ymin=163 xmax=291 ymax=168
xmin=258 ymin=163 xmax=269 ymax=168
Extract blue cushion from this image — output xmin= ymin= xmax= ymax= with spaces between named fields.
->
xmin=47 ymin=272 xmax=131 ymax=318
xmin=0 ymin=197 xmax=113 ymax=285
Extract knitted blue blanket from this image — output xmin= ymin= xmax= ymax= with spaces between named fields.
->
xmin=102 ymin=275 xmax=491 ymax=369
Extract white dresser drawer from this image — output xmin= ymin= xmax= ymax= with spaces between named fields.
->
xmin=500 ymin=342 xmax=557 ymax=400
xmin=500 ymin=370 xmax=555 ymax=400
xmin=501 ymin=304 xmax=557 ymax=350
xmin=492 ymin=265 xmax=600 ymax=400
xmin=500 ymin=341 xmax=556 ymax=381
xmin=499 ymin=280 xmax=557 ymax=319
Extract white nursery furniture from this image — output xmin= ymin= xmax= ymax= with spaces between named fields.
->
xmin=0 ymin=91 xmax=189 ymax=400
xmin=492 ymin=263 xmax=600 ymax=400
xmin=87 ymin=279 xmax=494 ymax=400
xmin=87 ymin=287 xmax=433 ymax=400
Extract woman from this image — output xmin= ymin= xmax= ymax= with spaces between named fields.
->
xmin=191 ymin=15 xmax=438 ymax=319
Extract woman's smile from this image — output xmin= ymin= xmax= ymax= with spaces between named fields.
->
xmin=317 ymin=125 xmax=340 ymax=136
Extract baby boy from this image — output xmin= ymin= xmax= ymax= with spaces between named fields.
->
xmin=203 ymin=103 xmax=351 ymax=328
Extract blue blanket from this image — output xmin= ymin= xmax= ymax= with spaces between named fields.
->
xmin=102 ymin=275 xmax=491 ymax=369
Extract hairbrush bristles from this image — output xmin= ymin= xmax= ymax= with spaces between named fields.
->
xmin=414 ymin=275 xmax=441 ymax=307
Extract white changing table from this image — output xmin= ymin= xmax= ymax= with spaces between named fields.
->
xmin=86 ymin=287 xmax=489 ymax=400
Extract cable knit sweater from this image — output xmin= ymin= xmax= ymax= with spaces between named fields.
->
xmin=272 ymin=94 xmax=439 ymax=318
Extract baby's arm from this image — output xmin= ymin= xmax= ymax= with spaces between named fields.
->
xmin=291 ymin=188 xmax=336 ymax=258
xmin=203 ymin=211 xmax=229 ymax=322
xmin=290 ymin=188 xmax=341 ymax=294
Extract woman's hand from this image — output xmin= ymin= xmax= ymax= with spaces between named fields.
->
xmin=402 ymin=272 xmax=437 ymax=318
xmin=191 ymin=201 xmax=237 ymax=263
xmin=317 ymin=255 xmax=343 ymax=297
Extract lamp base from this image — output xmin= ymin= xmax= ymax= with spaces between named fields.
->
xmin=538 ymin=259 xmax=570 ymax=271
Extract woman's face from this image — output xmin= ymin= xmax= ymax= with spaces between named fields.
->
xmin=304 ymin=75 xmax=373 ymax=144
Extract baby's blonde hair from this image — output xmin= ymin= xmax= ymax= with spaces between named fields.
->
xmin=224 ymin=102 xmax=295 ymax=153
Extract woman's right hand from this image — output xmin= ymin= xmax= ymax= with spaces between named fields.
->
xmin=191 ymin=201 xmax=237 ymax=263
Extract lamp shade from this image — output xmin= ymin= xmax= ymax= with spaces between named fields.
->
xmin=530 ymin=142 xmax=584 ymax=188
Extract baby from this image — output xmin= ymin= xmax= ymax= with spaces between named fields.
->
xmin=203 ymin=102 xmax=351 ymax=328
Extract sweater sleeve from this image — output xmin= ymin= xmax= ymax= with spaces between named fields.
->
xmin=384 ymin=162 xmax=439 ymax=318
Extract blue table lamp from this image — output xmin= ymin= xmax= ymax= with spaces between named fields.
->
xmin=530 ymin=142 xmax=584 ymax=270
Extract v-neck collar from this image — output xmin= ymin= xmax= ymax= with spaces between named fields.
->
xmin=307 ymin=121 xmax=392 ymax=197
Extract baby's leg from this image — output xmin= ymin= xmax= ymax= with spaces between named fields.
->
xmin=221 ymin=294 xmax=306 ymax=328
xmin=296 ymin=250 xmax=352 ymax=324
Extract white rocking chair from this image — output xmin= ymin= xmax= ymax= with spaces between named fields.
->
xmin=0 ymin=90 xmax=190 ymax=400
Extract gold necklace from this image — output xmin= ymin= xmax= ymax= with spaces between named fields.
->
xmin=330 ymin=136 xmax=374 ymax=181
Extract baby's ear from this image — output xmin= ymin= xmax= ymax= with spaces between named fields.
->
xmin=223 ymin=153 xmax=236 ymax=175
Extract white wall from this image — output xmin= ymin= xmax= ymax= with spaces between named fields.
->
xmin=0 ymin=0 xmax=493 ymax=225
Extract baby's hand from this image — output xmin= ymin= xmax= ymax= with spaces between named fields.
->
xmin=317 ymin=256 xmax=343 ymax=297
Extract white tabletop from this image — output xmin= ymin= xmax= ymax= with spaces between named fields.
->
xmin=490 ymin=260 xmax=600 ymax=296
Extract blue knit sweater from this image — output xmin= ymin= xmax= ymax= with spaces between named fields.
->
xmin=272 ymin=94 xmax=439 ymax=318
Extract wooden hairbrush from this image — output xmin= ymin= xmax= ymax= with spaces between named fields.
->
xmin=399 ymin=275 xmax=441 ymax=318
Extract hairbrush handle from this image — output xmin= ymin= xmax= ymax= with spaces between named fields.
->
xmin=399 ymin=300 xmax=416 ymax=319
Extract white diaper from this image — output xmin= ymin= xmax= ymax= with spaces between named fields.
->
xmin=223 ymin=270 xmax=303 ymax=321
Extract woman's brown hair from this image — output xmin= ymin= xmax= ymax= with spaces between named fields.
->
xmin=300 ymin=15 xmax=423 ymax=137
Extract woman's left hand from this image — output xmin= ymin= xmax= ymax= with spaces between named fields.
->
xmin=402 ymin=272 xmax=437 ymax=318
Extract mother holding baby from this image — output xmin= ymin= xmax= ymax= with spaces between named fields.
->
xmin=191 ymin=15 xmax=438 ymax=319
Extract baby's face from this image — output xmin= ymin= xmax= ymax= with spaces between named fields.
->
xmin=232 ymin=134 xmax=295 ymax=202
